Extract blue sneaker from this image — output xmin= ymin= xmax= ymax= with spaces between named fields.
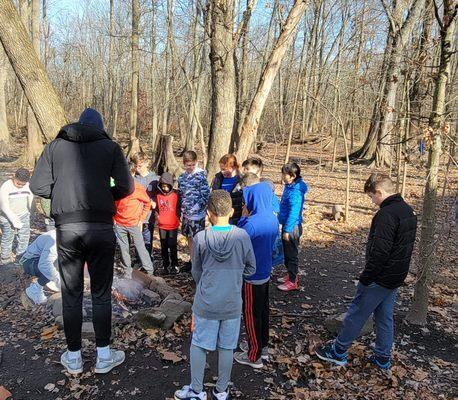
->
xmin=368 ymin=354 xmax=391 ymax=370
xmin=315 ymin=342 xmax=347 ymax=366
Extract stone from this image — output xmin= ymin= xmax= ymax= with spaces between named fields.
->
xmin=52 ymin=298 xmax=63 ymax=317
xmin=135 ymin=310 xmax=167 ymax=329
xmin=148 ymin=276 xmax=175 ymax=299
xmin=132 ymin=269 xmax=153 ymax=288
xmin=81 ymin=322 xmax=95 ymax=338
xmin=159 ymin=299 xmax=192 ymax=330
xmin=141 ymin=289 xmax=161 ymax=306
xmin=20 ymin=291 xmax=33 ymax=310
xmin=325 ymin=312 xmax=373 ymax=336
xmin=163 ymin=292 xmax=183 ymax=302
xmin=332 ymin=205 xmax=345 ymax=221
xmin=55 ymin=316 xmax=63 ymax=328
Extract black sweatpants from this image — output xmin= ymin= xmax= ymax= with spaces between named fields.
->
xmin=56 ymin=223 xmax=116 ymax=351
xmin=159 ymin=228 xmax=178 ymax=268
xmin=242 ymin=281 xmax=269 ymax=362
xmin=282 ymin=224 xmax=302 ymax=282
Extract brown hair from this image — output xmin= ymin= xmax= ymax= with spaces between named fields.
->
xmin=130 ymin=152 xmax=148 ymax=166
xmin=207 ymin=190 xmax=233 ymax=217
xmin=219 ymin=154 xmax=239 ymax=170
xmin=241 ymin=172 xmax=260 ymax=188
xmin=183 ymin=150 xmax=198 ymax=163
xmin=364 ymin=173 xmax=395 ymax=194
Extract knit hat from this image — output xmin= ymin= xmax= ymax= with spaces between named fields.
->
xmin=160 ymin=172 xmax=174 ymax=186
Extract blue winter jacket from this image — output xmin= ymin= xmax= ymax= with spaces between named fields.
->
xmin=238 ymin=182 xmax=279 ymax=282
xmin=279 ymin=177 xmax=308 ymax=233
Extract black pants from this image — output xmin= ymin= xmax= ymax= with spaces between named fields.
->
xmin=56 ymin=223 xmax=116 ymax=351
xmin=159 ymin=228 xmax=178 ymax=268
xmin=242 ymin=281 xmax=269 ymax=362
xmin=282 ymin=224 xmax=302 ymax=281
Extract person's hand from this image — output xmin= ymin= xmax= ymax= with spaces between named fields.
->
xmin=137 ymin=220 xmax=144 ymax=227
xmin=151 ymin=200 xmax=156 ymax=209
xmin=13 ymin=220 xmax=23 ymax=230
xmin=242 ymin=205 xmax=250 ymax=217
xmin=282 ymin=232 xmax=290 ymax=241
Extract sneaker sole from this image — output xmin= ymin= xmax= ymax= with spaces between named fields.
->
xmin=315 ymin=351 xmax=347 ymax=367
xmin=61 ymin=362 xmax=83 ymax=375
xmin=234 ymin=357 xmax=263 ymax=369
xmin=94 ymin=355 xmax=126 ymax=374
xmin=174 ymin=395 xmax=205 ymax=400
xmin=277 ymin=286 xmax=298 ymax=291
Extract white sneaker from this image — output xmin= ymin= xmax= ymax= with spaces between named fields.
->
xmin=174 ymin=385 xmax=207 ymax=400
xmin=211 ymin=389 xmax=229 ymax=400
xmin=60 ymin=351 xmax=83 ymax=375
xmin=25 ymin=283 xmax=47 ymax=305
xmin=45 ymin=281 xmax=60 ymax=292
xmin=239 ymin=340 xmax=269 ymax=360
xmin=94 ymin=349 xmax=125 ymax=374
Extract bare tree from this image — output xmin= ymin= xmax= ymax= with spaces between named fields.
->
xmin=206 ymin=0 xmax=237 ymax=179
xmin=406 ymin=0 xmax=457 ymax=325
xmin=0 ymin=0 xmax=66 ymax=141
xmin=236 ymin=0 xmax=309 ymax=162
xmin=0 ymin=45 xmax=9 ymax=154
xmin=128 ymin=0 xmax=140 ymax=156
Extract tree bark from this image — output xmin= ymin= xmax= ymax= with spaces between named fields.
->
xmin=0 ymin=46 xmax=9 ymax=155
xmin=107 ymin=0 xmax=115 ymax=138
xmin=150 ymin=0 xmax=159 ymax=153
xmin=128 ymin=0 xmax=140 ymax=156
xmin=206 ymin=0 xmax=236 ymax=180
xmin=0 ymin=0 xmax=66 ymax=141
xmin=236 ymin=0 xmax=308 ymax=162
xmin=406 ymin=0 xmax=456 ymax=326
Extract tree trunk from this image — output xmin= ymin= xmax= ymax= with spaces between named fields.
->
xmin=0 ymin=0 xmax=66 ymax=141
xmin=350 ymin=0 xmax=426 ymax=165
xmin=150 ymin=0 xmax=159 ymax=155
xmin=128 ymin=0 xmax=140 ymax=156
xmin=152 ymin=134 xmax=183 ymax=177
xmin=23 ymin=0 xmax=43 ymax=166
xmin=107 ymin=0 xmax=115 ymax=138
xmin=0 ymin=46 xmax=9 ymax=155
xmin=406 ymin=0 xmax=456 ymax=326
xmin=206 ymin=0 xmax=236 ymax=180
xmin=236 ymin=0 xmax=308 ymax=162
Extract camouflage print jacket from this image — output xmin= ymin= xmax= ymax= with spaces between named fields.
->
xmin=178 ymin=167 xmax=210 ymax=221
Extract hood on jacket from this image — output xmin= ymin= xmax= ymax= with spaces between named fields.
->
xmin=57 ymin=108 xmax=109 ymax=143
xmin=204 ymin=227 xmax=236 ymax=262
xmin=243 ymin=181 xmax=274 ymax=215
xmin=288 ymin=177 xmax=308 ymax=195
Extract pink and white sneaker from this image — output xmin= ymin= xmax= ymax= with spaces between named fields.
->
xmin=278 ymin=280 xmax=298 ymax=291
xmin=277 ymin=275 xmax=290 ymax=284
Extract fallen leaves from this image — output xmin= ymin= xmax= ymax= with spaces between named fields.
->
xmin=159 ymin=349 xmax=183 ymax=364
xmin=41 ymin=325 xmax=58 ymax=341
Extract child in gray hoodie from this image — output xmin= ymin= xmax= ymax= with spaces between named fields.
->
xmin=174 ymin=190 xmax=256 ymax=400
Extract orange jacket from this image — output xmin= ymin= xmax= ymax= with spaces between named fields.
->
xmin=114 ymin=182 xmax=151 ymax=227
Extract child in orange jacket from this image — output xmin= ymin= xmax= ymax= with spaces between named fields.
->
xmin=114 ymin=163 xmax=154 ymax=276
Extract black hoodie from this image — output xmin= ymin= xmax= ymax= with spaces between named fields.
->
xmin=30 ymin=109 xmax=134 ymax=226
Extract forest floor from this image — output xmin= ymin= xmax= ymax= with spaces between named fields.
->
xmin=0 ymin=137 xmax=457 ymax=400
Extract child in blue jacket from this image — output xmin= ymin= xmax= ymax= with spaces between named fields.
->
xmin=235 ymin=181 xmax=279 ymax=369
xmin=277 ymin=162 xmax=308 ymax=291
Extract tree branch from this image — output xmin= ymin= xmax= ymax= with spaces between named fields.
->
xmin=233 ymin=0 xmax=259 ymax=45
xmin=380 ymin=0 xmax=399 ymax=33
xmin=432 ymin=0 xmax=444 ymax=29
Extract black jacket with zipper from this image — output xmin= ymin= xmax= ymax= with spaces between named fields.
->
xmin=360 ymin=194 xmax=417 ymax=289
xmin=30 ymin=122 xmax=134 ymax=226
xmin=211 ymin=172 xmax=243 ymax=225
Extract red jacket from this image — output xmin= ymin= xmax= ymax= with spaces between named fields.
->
xmin=114 ymin=182 xmax=151 ymax=227
xmin=152 ymin=185 xmax=180 ymax=230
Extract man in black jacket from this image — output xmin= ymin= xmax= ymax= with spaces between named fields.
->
xmin=316 ymin=174 xmax=417 ymax=370
xmin=30 ymin=108 xmax=134 ymax=375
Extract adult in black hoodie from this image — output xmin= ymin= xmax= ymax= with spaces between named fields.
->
xmin=30 ymin=108 xmax=134 ymax=375
xmin=315 ymin=174 xmax=417 ymax=370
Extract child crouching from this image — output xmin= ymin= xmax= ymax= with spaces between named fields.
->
xmin=174 ymin=190 xmax=256 ymax=400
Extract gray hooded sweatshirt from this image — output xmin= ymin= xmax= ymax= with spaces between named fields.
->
xmin=191 ymin=226 xmax=256 ymax=320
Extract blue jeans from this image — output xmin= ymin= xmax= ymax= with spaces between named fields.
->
xmin=21 ymin=257 xmax=50 ymax=286
xmin=336 ymin=282 xmax=397 ymax=359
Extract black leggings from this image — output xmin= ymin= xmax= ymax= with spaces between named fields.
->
xmin=159 ymin=228 xmax=178 ymax=267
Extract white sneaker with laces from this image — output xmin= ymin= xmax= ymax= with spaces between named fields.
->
xmin=94 ymin=349 xmax=125 ymax=374
xmin=60 ymin=351 xmax=83 ymax=374
xmin=25 ymin=283 xmax=47 ymax=304
xmin=211 ymin=389 xmax=229 ymax=400
xmin=45 ymin=281 xmax=60 ymax=292
xmin=174 ymin=385 xmax=207 ymax=400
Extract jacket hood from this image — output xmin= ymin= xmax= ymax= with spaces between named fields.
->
xmin=160 ymin=172 xmax=174 ymax=186
xmin=204 ymin=227 xmax=236 ymax=262
xmin=287 ymin=177 xmax=308 ymax=195
xmin=380 ymin=193 xmax=402 ymax=208
xmin=243 ymin=181 xmax=274 ymax=215
xmin=57 ymin=108 xmax=110 ymax=143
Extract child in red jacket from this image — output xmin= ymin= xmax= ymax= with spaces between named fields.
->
xmin=150 ymin=172 xmax=181 ymax=274
xmin=114 ymin=164 xmax=154 ymax=276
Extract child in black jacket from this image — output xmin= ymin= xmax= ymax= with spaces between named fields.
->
xmin=315 ymin=173 xmax=417 ymax=370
